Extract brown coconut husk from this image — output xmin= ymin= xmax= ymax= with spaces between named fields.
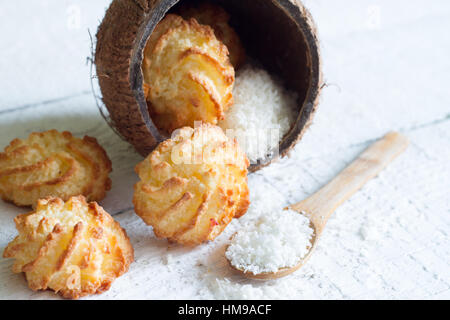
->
xmin=95 ymin=0 xmax=322 ymax=172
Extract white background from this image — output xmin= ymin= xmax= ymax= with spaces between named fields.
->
xmin=0 ymin=0 xmax=449 ymax=299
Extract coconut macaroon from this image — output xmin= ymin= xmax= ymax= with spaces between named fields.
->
xmin=178 ymin=2 xmax=246 ymax=69
xmin=3 ymin=196 xmax=134 ymax=299
xmin=0 ymin=130 xmax=112 ymax=207
xmin=142 ymin=14 xmax=235 ymax=134
xmin=133 ymin=123 xmax=250 ymax=245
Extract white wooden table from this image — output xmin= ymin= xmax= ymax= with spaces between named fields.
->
xmin=0 ymin=0 xmax=449 ymax=300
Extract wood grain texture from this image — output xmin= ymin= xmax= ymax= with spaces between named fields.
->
xmin=0 ymin=0 xmax=449 ymax=300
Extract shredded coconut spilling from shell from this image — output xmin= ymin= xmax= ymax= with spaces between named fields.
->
xmin=219 ymin=65 xmax=297 ymax=163
xmin=225 ymin=209 xmax=314 ymax=275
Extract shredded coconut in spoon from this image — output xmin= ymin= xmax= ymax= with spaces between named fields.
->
xmin=226 ymin=209 xmax=314 ymax=275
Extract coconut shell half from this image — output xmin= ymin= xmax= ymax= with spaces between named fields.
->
xmin=95 ymin=0 xmax=322 ymax=172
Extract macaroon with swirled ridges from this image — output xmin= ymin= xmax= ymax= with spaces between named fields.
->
xmin=142 ymin=14 xmax=235 ymax=134
xmin=0 ymin=130 xmax=112 ymax=207
xmin=133 ymin=123 xmax=250 ymax=245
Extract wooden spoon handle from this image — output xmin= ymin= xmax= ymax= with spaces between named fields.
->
xmin=291 ymin=132 xmax=409 ymax=235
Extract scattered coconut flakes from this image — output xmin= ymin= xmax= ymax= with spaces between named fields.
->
xmin=202 ymin=277 xmax=294 ymax=300
xmin=219 ymin=65 xmax=297 ymax=163
xmin=161 ymin=253 xmax=173 ymax=266
xmin=225 ymin=209 xmax=314 ymax=275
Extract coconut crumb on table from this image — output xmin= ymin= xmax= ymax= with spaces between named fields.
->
xmin=219 ymin=65 xmax=297 ymax=163
xmin=225 ymin=209 xmax=314 ymax=275
xmin=201 ymin=276 xmax=296 ymax=300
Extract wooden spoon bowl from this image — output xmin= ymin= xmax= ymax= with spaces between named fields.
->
xmin=227 ymin=220 xmax=319 ymax=280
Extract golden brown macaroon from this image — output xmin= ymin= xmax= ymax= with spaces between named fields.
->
xmin=3 ymin=196 xmax=134 ymax=299
xmin=133 ymin=123 xmax=250 ymax=246
xmin=0 ymin=130 xmax=112 ymax=207
xmin=178 ymin=2 xmax=246 ymax=69
xmin=142 ymin=14 xmax=235 ymax=134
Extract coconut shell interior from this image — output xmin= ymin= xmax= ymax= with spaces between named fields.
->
xmin=95 ymin=0 xmax=322 ymax=172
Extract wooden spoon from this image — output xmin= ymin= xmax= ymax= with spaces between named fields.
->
xmin=227 ymin=132 xmax=409 ymax=280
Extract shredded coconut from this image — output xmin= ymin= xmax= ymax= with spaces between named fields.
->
xmin=219 ymin=65 xmax=297 ymax=163
xmin=225 ymin=209 xmax=314 ymax=275
xmin=202 ymin=277 xmax=294 ymax=300
xmin=162 ymin=253 xmax=173 ymax=266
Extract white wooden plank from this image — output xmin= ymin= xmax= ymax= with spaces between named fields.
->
xmin=0 ymin=0 xmax=110 ymax=110
xmin=1 ymin=114 xmax=448 ymax=299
